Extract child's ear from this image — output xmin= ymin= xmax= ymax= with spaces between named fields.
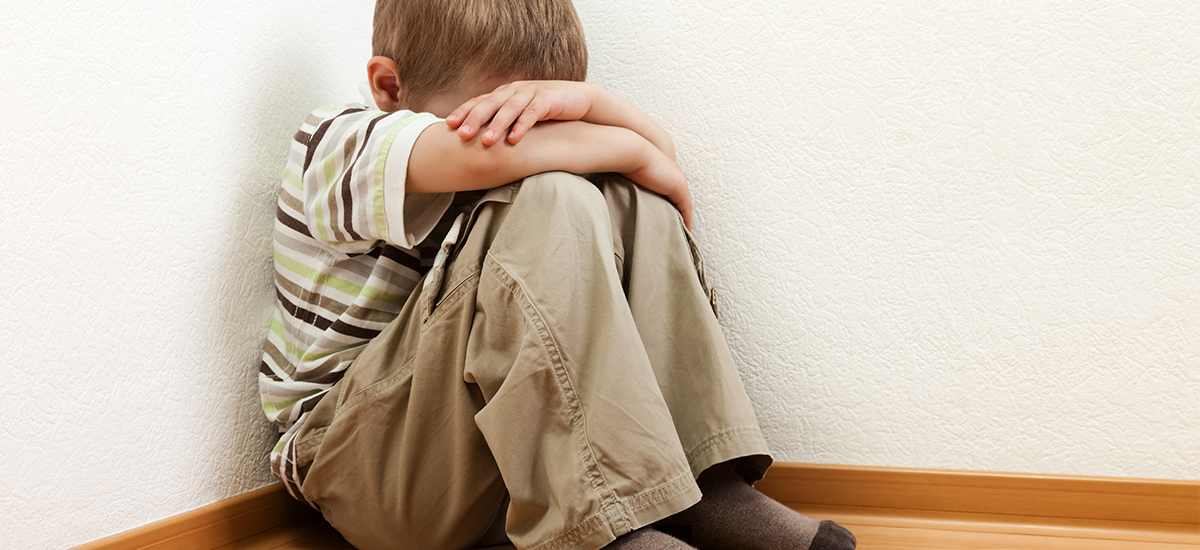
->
xmin=367 ymin=56 xmax=405 ymax=112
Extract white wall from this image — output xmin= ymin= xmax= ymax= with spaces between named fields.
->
xmin=2 ymin=0 xmax=1196 ymax=548
xmin=578 ymin=0 xmax=1199 ymax=479
xmin=1 ymin=2 xmax=375 ymax=548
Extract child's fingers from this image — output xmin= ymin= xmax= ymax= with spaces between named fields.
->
xmin=666 ymin=186 xmax=693 ymax=230
xmin=481 ymin=92 xmax=536 ymax=145
xmin=506 ymin=104 xmax=551 ymax=144
xmin=446 ymin=95 xmax=485 ymax=130
xmin=456 ymin=90 xmax=517 ymax=141
xmin=678 ymin=198 xmax=693 ymax=230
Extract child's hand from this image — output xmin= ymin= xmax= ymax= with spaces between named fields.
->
xmin=446 ymin=81 xmax=594 ymax=146
xmin=447 ymin=81 xmax=678 ymax=161
xmin=625 ymin=151 xmax=694 ymax=230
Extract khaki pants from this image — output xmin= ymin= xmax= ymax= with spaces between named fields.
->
xmin=294 ymin=173 xmax=771 ymax=550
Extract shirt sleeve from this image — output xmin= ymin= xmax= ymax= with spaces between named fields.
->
xmin=294 ymin=105 xmax=449 ymax=253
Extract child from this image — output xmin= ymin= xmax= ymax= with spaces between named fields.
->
xmin=259 ymin=1 xmax=856 ymax=549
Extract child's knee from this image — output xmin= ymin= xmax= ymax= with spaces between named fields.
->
xmin=591 ymin=172 xmax=686 ymax=228
xmin=515 ymin=171 xmax=609 ymax=226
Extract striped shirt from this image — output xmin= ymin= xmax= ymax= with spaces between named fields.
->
xmin=260 ymin=104 xmax=455 ymax=499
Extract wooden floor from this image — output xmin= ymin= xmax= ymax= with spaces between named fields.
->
xmin=795 ymin=505 xmax=1198 ymax=550
xmin=217 ymin=505 xmax=1199 ymax=550
xmin=76 ymin=465 xmax=1195 ymax=550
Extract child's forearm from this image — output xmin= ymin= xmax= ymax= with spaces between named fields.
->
xmin=408 ymin=119 xmax=692 ymax=226
xmin=580 ymin=83 xmax=676 ymax=160
xmin=411 ymin=121 xmax=657 ymax=192
xmin=447 ymin=81 xmax=676 ymax=159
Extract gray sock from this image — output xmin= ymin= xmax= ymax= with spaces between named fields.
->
xmin=657 ymin=462 xmax=856 ymax=550
xmin=604 ymin=527 xmax=696 ymax=550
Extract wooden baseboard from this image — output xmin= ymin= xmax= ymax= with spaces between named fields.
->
xmin=74 ymin=463 xmax=1199 ymax=549
xmin=757 ymin=463 xmax=1198 ymax=523
xmin=72 ymin=484 xmax=323 ymax=550
xmin=756 ymin=463 xmax=1200 ymax=544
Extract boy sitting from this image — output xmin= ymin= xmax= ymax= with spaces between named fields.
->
xmin=259 ymin=0 xmax=856 ymax=549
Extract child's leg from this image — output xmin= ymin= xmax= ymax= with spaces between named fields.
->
xmin=464 ymin=173 xmax=852 ymax=550
xmin=597 ymin=174 xmax=855 ymax=550
xmin=659 ymin=462 xmax=857 ymax=550
xmin=595 ymin=173 xmax=773 ymax=481
xmin=295 ymin=172 xmax=850 ymax=550
xmin=293 ymin=173 xmax=706 ymax=550
xmin=292 ymin=249 xmax=508 ymax=550
xmin=461 ymin=173 xmax=706 ymax=550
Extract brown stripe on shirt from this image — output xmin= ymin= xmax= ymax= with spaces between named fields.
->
xmin=277 ymin=271 xmax=403 ymax=328
xmin=304 ymin=107 xmax=366 ymax=173
xmin=293 ymin=129 xmax=312 ymax=147
xmin=259 ymin=359 xmax=283 ymax=381
xmin=303 ymin=111 xmax=325 ymax=128
xmin=298 ymin=392 xmax=329 ymax=415
xmin=277 ymin=287 xmax=334 ymax=331
xmin=323 ymin=130 xmax=360 ymax=243
xmin=262 ymin=341 xmax=291 ymax=378
xmin=338 ymin=114 xmax=386 ymax=243
xmin=379 ymin=244 xmax=425 ymax=272
xmin=277 ymin=205 xmax=313 ymax=238
xmin=278 ymin=186 xmax=304 ymax=215
xmin=330 ymin=318 xmax=383 ymax=340
xmin=276 ymin=272 xmax=350 ymax=320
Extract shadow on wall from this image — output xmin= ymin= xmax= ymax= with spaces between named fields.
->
xmin=190 ymin=36 xmax=369 ymax=490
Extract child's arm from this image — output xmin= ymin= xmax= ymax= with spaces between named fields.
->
xmin=445 ymin=81 xmax=676 ymax=160
xmin=408 ymin=119 xmax=692 ymax=228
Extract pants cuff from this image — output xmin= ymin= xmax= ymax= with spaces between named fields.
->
xmin=685 ymin=426 xmax=774 ymax=483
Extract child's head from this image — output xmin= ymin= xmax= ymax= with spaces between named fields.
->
xmin=368 ymin=0 xmax=588 ymax=114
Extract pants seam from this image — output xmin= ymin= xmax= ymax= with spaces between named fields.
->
xmin=424 ymin=270 xmax=479 ymax=323
xmin=622 ymin=469 xmax=697 ymax=513
xmin=484 ymin=254 xmax=632 ymax=535
xmin=684 ymin=426 xmax=763 ymax=465
xmin=526 ymin=514 xmax=606 ymax=550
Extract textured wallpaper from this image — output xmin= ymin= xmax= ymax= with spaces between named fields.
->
xmin=0 ymin=2 xmax=376 ymax=548
xmin=578 ymin=0 xmax=1198 ymax=480
xmin=2 ymin=0 xmax=1197 ymax=549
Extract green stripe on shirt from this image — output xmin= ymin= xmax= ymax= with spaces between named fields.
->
xmin=373 ymin=112 xmax=434 ymax=241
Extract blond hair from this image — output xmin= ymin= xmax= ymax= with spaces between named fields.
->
xmin=374 ymin=0 xmax=588 ymax=107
